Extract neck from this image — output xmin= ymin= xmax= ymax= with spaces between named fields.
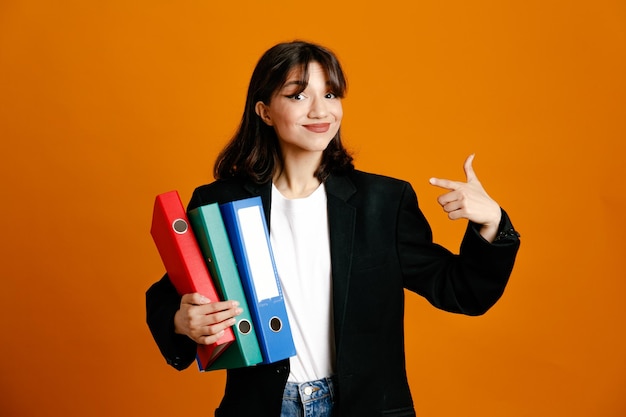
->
xmin=273 ymin=154 xmax=322 ymax=199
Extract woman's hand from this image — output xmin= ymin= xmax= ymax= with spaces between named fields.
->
xmin=429 ymin=154 xmax=502 ymax=242
xmin=174 ymin=293 xmax=242 ymax=345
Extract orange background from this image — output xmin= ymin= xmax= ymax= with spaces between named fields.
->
xmin=1 ymin=1 xmax=625 ymax=416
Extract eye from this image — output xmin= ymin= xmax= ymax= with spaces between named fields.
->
xmin=286 ymin=93 xmax=306 ymax=100
xmin=325 ymin=92 xmax=337 ymax=99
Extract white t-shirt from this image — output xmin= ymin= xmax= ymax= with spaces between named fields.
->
xmin=270 ymin=183 xmax=335 ymax=383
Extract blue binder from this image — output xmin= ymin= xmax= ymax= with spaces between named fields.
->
xmin=219 ymin=197 xmax=296 ymax=364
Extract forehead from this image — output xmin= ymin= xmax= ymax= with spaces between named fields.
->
xmin=282 ymin=62 xmax=328 ymax=86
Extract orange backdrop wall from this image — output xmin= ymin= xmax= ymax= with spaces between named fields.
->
xmin=1 ymin=1 xmax=625 ymax=416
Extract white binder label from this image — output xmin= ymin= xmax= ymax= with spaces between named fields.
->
xmin=237 ymin=206 xmax=280 ymax=302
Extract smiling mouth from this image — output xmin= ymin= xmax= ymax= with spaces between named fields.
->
xmin=303 ymin=123 xmax=331 ymax=133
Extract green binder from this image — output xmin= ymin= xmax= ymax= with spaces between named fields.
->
xmin=188 ymin=203 xmax=263 ymax=370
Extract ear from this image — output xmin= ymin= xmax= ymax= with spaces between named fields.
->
xmin=255 ymin=101 xmax=273 ymax=126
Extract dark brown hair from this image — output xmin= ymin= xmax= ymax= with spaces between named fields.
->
xmin=213 ymin=41 xmax=354 ymax=183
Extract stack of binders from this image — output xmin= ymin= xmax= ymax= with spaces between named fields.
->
xmin=151 ymin=191 xmax=296 ymax=371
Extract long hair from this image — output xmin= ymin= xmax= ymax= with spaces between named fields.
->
xmin=213 ymin=41 xmax=354 ymax=183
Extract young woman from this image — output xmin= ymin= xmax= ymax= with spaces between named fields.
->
xmin=146 ymin=41 xmax=520 ymax=417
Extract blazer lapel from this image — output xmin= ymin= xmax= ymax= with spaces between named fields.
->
xmin=325 ymin=174 xmax=356 ymax=353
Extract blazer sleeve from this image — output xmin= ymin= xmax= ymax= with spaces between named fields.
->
xmin=398 ymin=183 xmax=520 ymax=316
xmin=145 ymin=274 xmax=197 ymax=370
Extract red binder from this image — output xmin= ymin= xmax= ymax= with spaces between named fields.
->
xmin=150 ymin=190 xmax=235 ymax=370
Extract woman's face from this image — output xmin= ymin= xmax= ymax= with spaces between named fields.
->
xmin=255 ymin=61 xmax=343 ymax=160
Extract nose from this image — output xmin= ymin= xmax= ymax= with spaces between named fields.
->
xmin=308 ymin=96 xmax=328 ymax=119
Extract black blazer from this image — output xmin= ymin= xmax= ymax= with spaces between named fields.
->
xmin=146 ymin=169 xmax=520 ymax=417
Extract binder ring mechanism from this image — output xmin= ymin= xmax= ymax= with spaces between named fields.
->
xmin=172 ymin=218 xmax=188 ymax=234
xmin=269 ymin=316 xmax=283 ymax=332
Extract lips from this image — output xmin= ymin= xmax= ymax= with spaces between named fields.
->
xmin=303 ymin=123 xmax=331 ymax=133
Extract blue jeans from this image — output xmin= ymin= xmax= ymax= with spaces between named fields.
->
xmin=281 ymin=376 xmax=337 ymax=417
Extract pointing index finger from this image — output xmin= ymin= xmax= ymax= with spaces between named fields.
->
xmin=429 ymin=177 xmax=460 ymax=191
